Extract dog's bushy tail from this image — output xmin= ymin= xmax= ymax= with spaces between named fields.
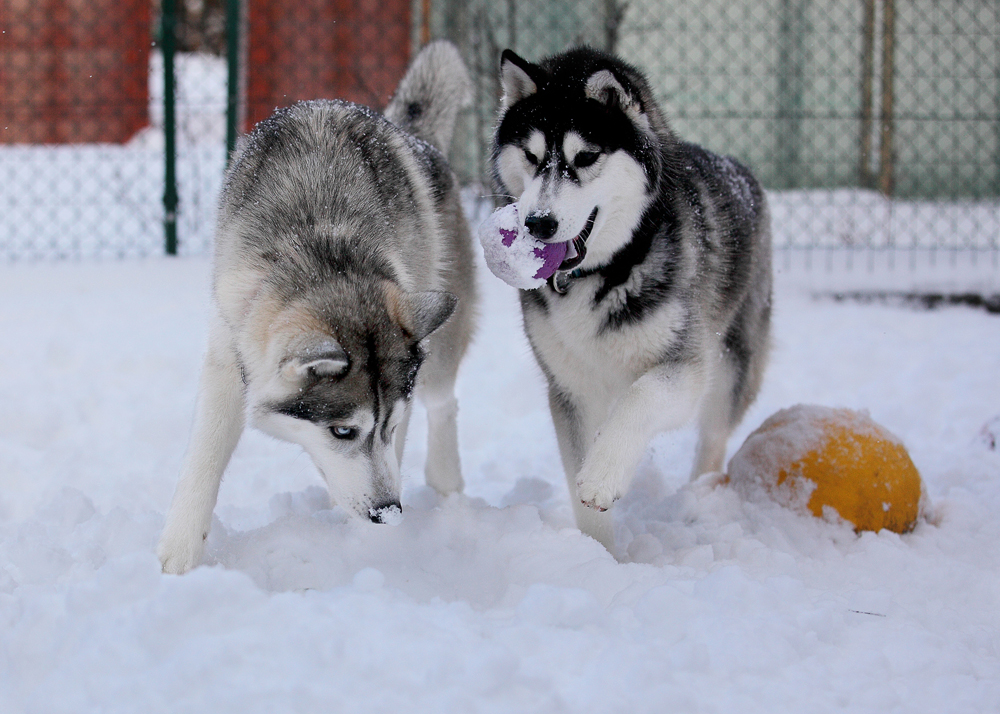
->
xmin=384 ymin=41 xmax=472 ymax=157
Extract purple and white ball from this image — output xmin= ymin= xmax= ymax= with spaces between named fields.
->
xmin=477 ymin=203 xmax=567 ymax=290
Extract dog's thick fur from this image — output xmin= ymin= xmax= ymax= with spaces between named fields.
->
xmin=158 ymin=42 xmax=476 ymax=574
xmin=492 ymin=47 xmax=772 ymax=551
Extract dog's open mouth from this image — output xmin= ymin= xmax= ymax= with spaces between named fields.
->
xmin=556 ymin=207 xmax=598 ymax=271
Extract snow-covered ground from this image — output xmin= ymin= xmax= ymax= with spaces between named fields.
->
xmin=1 ymin=219 xmax=999 ymax=711
xmin=2 ymin=47 xmax=1000 ymax=713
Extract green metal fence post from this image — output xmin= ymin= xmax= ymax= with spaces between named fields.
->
xmin=859 ymin=0 xmax=877 ymax=190
xmin=776 ymin=0 xmax=805 ymax=190
xmin=226 ymin=0 xmax=240 ymax=167
xmin=162 ymin=0 xmax=178 ymax=256
xmin=878 ymin=0 xmax=895 ymax=198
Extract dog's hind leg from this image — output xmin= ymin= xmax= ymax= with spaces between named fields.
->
xmin=692 ymin=296 xmax=771 ymax=480
xmin=548 ymin=387 xmax=616 ymax=553
xmin=416 ymin=220 xmax=476 ymax=496
xmin=691 ymin=354 xmax=737 ymax=479
xmin=422 ymin=386 xmax=463 ymax=495
xmin=158 ymin=317 xmax=245 ymax=574
xmin=417 ymin=322 xmax=469 ymax=496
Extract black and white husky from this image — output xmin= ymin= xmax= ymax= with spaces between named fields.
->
xmin=158 ymin=42 xmax=477 ymax=574
xmin=492 ymin=47 xmax=772 ymax=551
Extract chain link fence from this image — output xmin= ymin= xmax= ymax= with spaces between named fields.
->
xmin=1 ymin=0 xmax=997 ymax=266
xmin=445 ymin=0 xmax=999 ymax=266
xmin=0 ymin=0 xmax=228 ymax=259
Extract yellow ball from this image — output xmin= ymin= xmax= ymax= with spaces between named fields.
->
xmin=727 ymin=405 xmax=925 ymax=533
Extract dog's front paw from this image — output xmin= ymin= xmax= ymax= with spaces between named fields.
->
xmin=575 ymin=463 xmax=624 ymax=512
xmin=157 ymin=525 xmax=207 ymax=575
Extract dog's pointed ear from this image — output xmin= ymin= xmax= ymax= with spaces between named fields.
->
xmin=409 ymin=291 xmax=458 ymax=342
xmin=584 ymin=69 xmax=631 ymax=108
xmin=281 ymin=335 xmax=349 ymax=381
xmin=500 ymin=50 xmax=541 ymax=108
xmin=584 ymin=69 xmax=650 ymax=130
xmin=383 ymin=282 xmax=458 ymax=342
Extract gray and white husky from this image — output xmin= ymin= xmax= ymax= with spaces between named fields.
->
xmin=492 ymin=47 xmax=772 ymax=552
xmin=158 ymin=42 xmax=477 ymax=574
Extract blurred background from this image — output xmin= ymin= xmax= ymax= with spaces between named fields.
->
xmin=1 ymin=0 xmax=997 ymax=270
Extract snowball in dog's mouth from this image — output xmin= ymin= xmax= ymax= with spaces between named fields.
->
xmin=555 ymin=207 xmax=598 ymax=271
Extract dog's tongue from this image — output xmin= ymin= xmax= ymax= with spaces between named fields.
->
xmin=532 ymin=241 xmax=568 ymax=280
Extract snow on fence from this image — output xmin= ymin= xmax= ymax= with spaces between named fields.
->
xmin=0 ymin=52 xmax=226 ymax=261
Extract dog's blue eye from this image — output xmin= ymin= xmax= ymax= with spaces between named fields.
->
xmin=330 ymin=426 xmax=358 ymax=440
xmin=524 ymin=150 xmax=539 ymax=166
xmin=574 ymin=151 xmax=599 ymax=168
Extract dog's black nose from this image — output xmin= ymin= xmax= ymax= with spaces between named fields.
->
xmin=368 ymin=500 xmax=402 ymax=524
xmin=524 ymin=213 xmax=558 ymax=240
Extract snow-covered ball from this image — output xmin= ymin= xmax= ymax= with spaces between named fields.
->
xmin=727 ymin=405 xmax=927 ymax=533
xmin=477 ymin=203 xmax=567 ymax=290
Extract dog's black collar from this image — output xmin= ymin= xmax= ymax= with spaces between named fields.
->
xmin=548 ymin=271 xmax=571 ymax=295
xmin=548 ymin=265 xmax=598 ymax=295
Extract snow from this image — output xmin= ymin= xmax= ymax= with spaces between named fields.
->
xmin=2 ymin=49 xmax=1000 ymax=713
xmin=769 ymin=190 xmax=1000 ymax=253
xmin=1 ymin=233 xmax=999 ymax=712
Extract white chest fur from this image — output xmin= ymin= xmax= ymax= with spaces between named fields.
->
xmin=524 ymin=279 xmax=691 ymax=415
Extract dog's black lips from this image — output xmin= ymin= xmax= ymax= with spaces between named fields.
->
xmin=556 ymin=207 xmax=598 ymax=271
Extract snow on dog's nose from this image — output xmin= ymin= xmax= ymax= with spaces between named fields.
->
xmin=368 ymin=500 xmax=403 ymax=525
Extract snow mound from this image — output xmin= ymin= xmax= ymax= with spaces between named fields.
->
xmin=2 ymin=246 xmax=1000 ymax=712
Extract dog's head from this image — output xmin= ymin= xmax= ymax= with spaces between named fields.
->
xmin=244 ymin=281 xmax=456 ymax=523
xmin=493 ymin=47 xmax=668 ymax=271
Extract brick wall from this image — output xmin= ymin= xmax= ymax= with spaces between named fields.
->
xmin=246 ymin=0 xmax=411 ymax=130
xmin=0 ymin=0 xmax=150 ymax=144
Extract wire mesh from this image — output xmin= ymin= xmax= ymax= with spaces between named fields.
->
xmin=446 ymin=0 xmax=999 ymax=264
xmin=1 ymin=0 xmax=160 ymax=259
xmin=0 ymin=0 xmax=997 ymax=265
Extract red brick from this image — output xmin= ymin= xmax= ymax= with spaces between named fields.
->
xmin=246 ymin=0 xmax=410 ymax=131
xmin=0 ymin=0 xmax=150 ymax=144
